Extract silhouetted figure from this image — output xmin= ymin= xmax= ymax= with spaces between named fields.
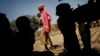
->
xmin=73 ymin=0 xmax=100 ymax=55
xmin=0 ymin=13 xmax=13 ymax=55
xmin=96 ymin=0 xmax=100 ymax=19
xmin=13 ymin=16 xmax=35 ymax=56
xmin=56 ymin=3 xmax=81 ymax=56
xmin=73 ymin=0 xmax=96 ymax=22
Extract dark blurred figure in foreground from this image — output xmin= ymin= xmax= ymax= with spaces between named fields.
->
xmin=13 ymin=16 xmax=35 ymax=56
xmin=56 ymin=3 xmax=81 ymax=56
xmin=73 ymin=0 xmax=100 ymax=55
xmin=0 ymin=13 xmax=13 ymax=55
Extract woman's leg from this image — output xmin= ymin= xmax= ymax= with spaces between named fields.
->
xmin=45 ymin=32 xmax=53 ymax=48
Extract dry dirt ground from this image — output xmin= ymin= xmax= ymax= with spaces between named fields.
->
xmin=33 ymin=26 xmax=100 ymax=56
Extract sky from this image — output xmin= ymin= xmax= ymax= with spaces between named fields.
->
xmin=0 ymin=0 xmax=88 ymax=24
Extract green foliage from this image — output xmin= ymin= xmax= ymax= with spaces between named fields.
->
xmin=25 ymin=15 xmax=40 ymax=31
xmin=10 ymin=14 xmax=40 ymax=32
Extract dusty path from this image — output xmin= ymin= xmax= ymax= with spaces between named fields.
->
xmin=33 ymin=27 xmax=100 ymax=56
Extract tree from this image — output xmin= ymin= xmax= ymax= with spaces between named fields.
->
xmin=10 ymin=15 xmax=40 ymax=32
xmin=25 ymin=15 xmax=40 ymax=31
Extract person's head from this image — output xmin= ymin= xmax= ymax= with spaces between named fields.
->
xmin=38 ymin=3 xmax=44 ymax=12
xmin=56 ymin=3 xmax=72 ymax=16
xmin=37 ymin=13 xmax=41 ymax=18
xmin=0 ymin=13 xmax=10 ymax=28
xmin=16 ymin=16 xmax=30 ymax=31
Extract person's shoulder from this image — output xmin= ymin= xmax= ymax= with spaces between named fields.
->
xmin=43 ymin=10 xmax=48 ymax=13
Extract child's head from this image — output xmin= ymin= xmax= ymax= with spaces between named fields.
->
xmin=38 ymin=3 xmax=44 ymax=11
xmin=37 ymin=13 xmax=41 ymax=18
xmin=56 ymin=3 xmax=71 ymax=16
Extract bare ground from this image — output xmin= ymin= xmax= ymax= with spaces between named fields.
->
xmin=33 ymin=27 xmax=100 ymax=56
